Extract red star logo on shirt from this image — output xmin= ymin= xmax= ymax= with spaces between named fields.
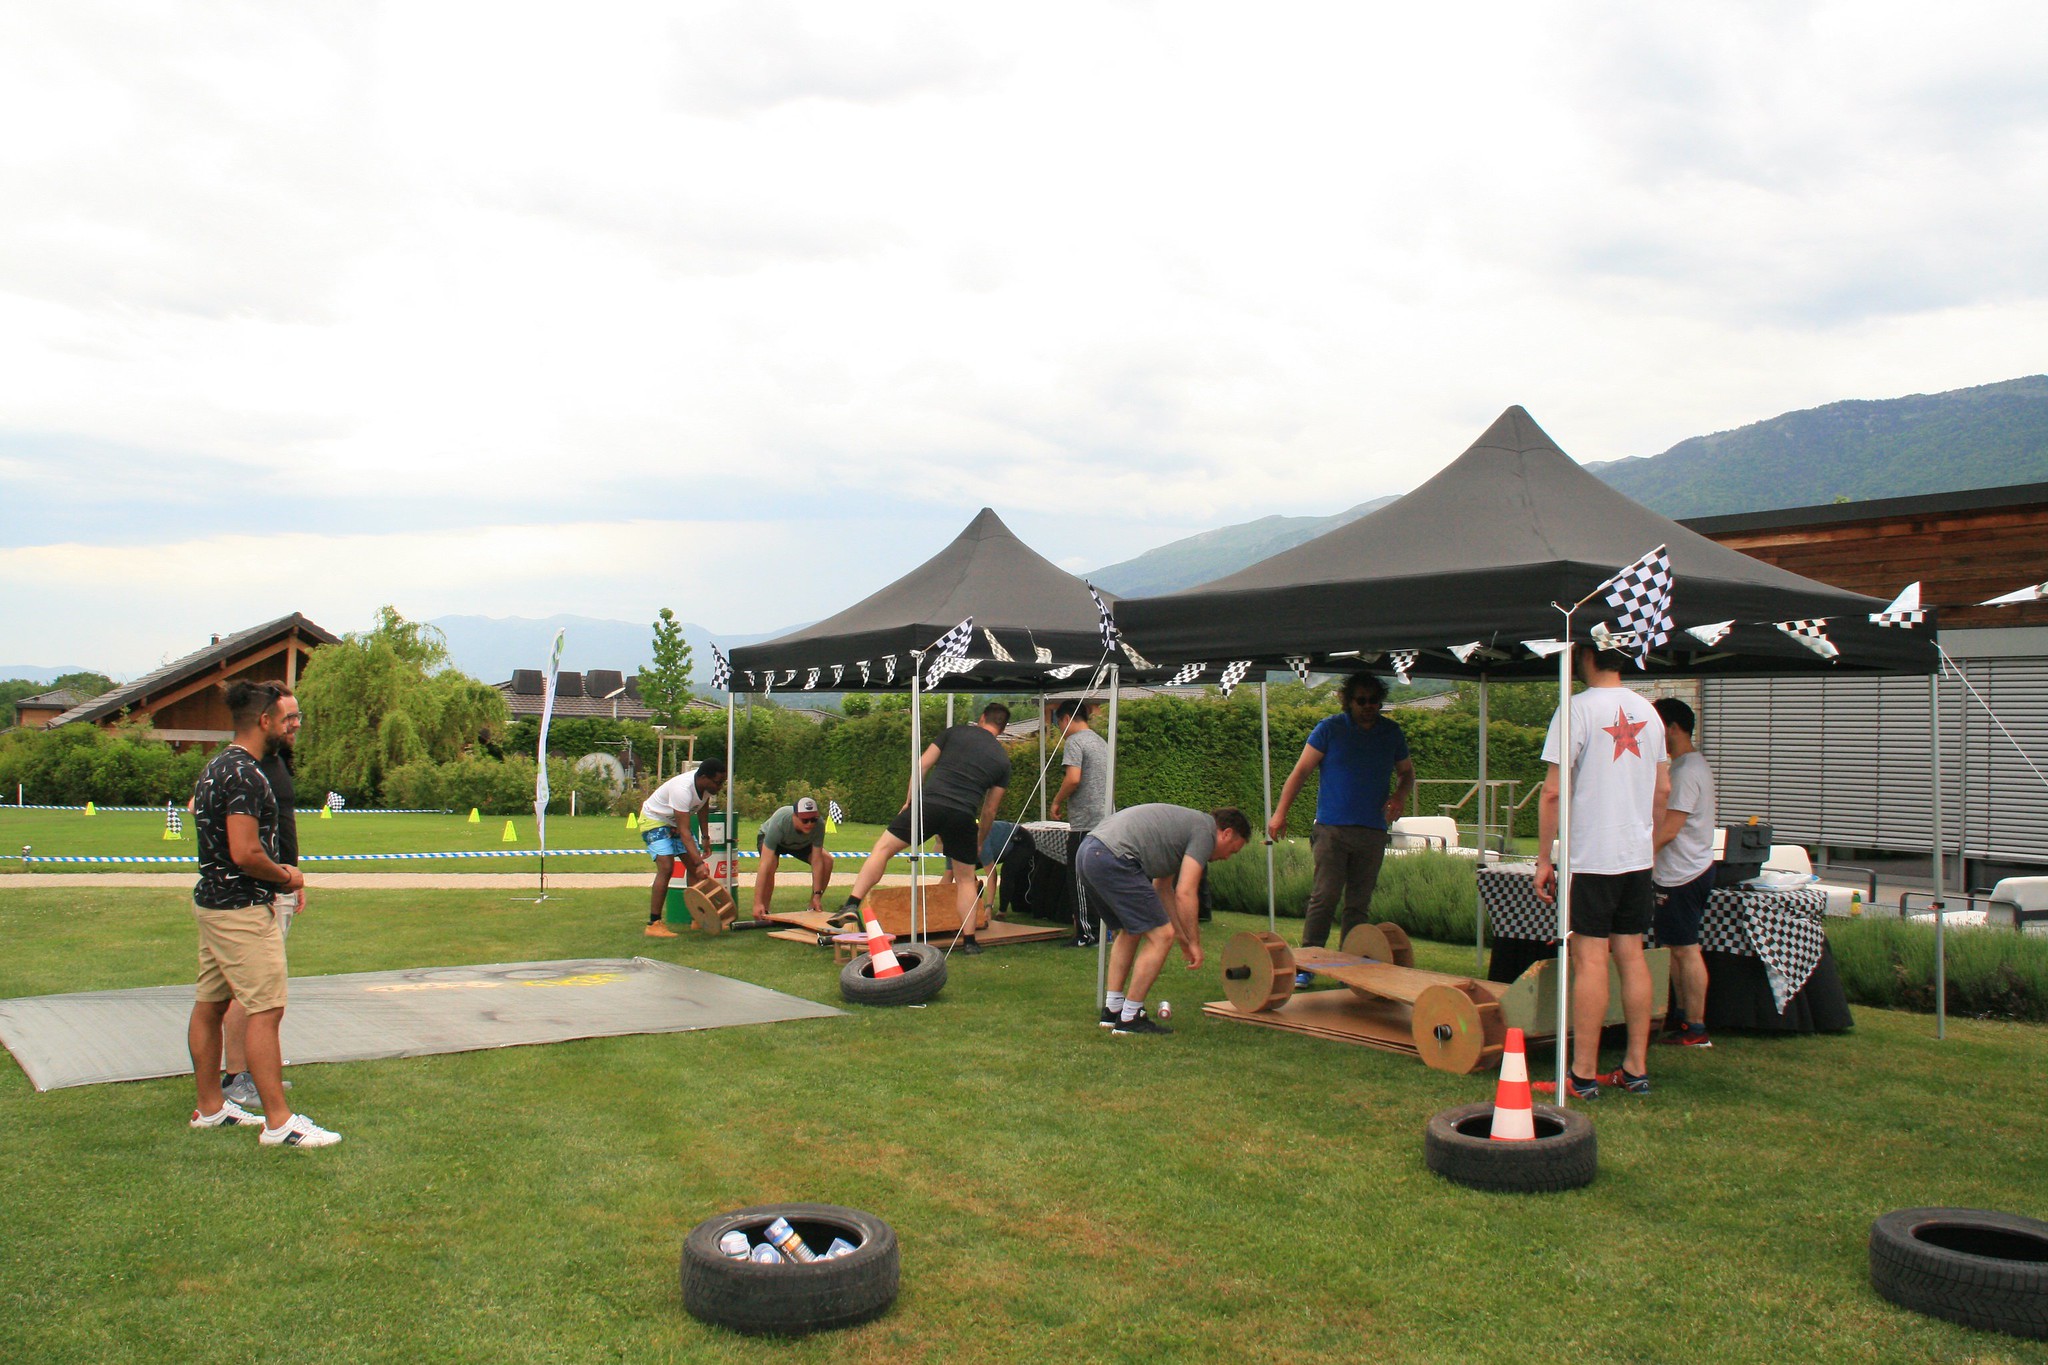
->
xmin=1603 ymin=707 xmax=1647 ymax=760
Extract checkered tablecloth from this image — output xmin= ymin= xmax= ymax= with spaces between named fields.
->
xmin=1020 ymin=821 xmax=1072 ymax=864
xmin=1476 ymin=865 xmax=1830 ymax=1014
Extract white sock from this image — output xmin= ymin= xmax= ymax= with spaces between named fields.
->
xmin=1121 ymin=999 xmax=1144 ymax=1023
xmin=1105 ymin=991 xmax=1125 ymax=1014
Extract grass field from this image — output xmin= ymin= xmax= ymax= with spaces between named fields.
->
xmin=0 ymin=808 xmax=893 ymax=874
xmin=2 ymin=888 xmax=2044 ymax=1363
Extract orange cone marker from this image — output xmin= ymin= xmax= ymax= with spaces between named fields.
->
xmin=862 ymin=913 xmax=904 ymax=979
xmin=1489 ymin=1027 xmax=1536 ymax=1141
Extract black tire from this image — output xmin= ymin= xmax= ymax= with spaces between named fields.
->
xmin=839 ymin=945 xmax=947 ymax=1007
xmin=1869 ymin=1207 xmax=2048 ymax=1340
xmin=1423 ymin=1101 xmax=1597 ymax=1193
xmin=681 ymin=1203 xmax=899 ymax=1336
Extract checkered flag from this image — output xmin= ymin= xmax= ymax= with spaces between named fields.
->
xmin=829 ymin=664 xmax=844 ymax=687
xmin=925 ymin=654 xmax=978 ymax=688
xmin=1286 ymin=656 xmax=1311 ymax=683
xmin=327 ymin=791 xmax=345 ymax=811
xmin=855 ymin=660 xmax=870 ymax=685
xmin=1388 ymin=650 xmax=1417 ymax=684
xmin=827 ymin=799 xmax=845 ymax=831
xmin=1685 ymin=621 xmax=1734 ymax=648
xmin=803 ymin=668 xmax=820 ymax=690
xmin=1871 ymin=582 xmax=1925 ymax=627
xmin=709 ymin=645 xmax=731 ymax=691
xmin=1217 ymin=660 xmax=1251 ymax=697
xmin=1776 ymin=619 xmax=1839 ymax=660
xmin=1087 ymin=583 xmax=1120 ymax=653
xmin=1120 ymin=640 xmax=1153 ymax=670
xmin=982 ymin=629 xmax=1014 ymax=663
xmin=779 ymin=670 xmax=795 ymax=686
xmin=1046 ymin=663 xmax=1086 ymax=680
xmin=1167 ymin=662 xmax=1205 ymax=685
xmin=926 ymin=617 xmax=974 ymax=659
xmin=1596 ymin=545 xmax=1674 ymax=668
xmin=1447 ymin=643 xmax=1481 ymax=665
xmin=1034 ymin=646 xmax=1053 ymax=663
xmin=165 ymin=804 xmax=182 ymax=835
xmin=743 ymin=669 xmax=756 ymax=690
xmin=882 ymin=655 xmax=897 ymax=684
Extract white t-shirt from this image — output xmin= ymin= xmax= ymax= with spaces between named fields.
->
xmin=641 ymin=770 xmax=714 ymax=828
xmin=1655 ymin=750 xmax=1718 ymax=886
xmin=1542 ymin=687 xmax=1668 ymax=875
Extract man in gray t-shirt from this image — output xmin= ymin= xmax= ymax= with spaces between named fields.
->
xmin=1049 ymin=701 xmax=1111 ymax=945
xmin=1076 ymin=803 xmax=1250 ymax=1036
xmin=751 ymin=798 xmax=833 ymax=923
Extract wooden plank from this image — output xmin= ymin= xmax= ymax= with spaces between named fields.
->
xmin=1203 ymin=992 xmax=1424 ymax=1059
xmin=1292 ymin=949 xmax=1507 ymax=1006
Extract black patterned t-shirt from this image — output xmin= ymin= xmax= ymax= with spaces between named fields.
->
xmin=192 ymin=745 xmax=280 ymax=910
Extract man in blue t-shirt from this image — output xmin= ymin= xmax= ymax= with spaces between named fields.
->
xmin=1268 ymin=673 xmax=1415 ymax=967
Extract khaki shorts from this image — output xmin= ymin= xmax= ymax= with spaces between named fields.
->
xmin=193 ymin=900 xmax=289 ymax=1013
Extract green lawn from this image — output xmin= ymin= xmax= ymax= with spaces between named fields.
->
xmin=1 ymin=889 xmax=2043 ymax=1362
xmin=0 ymin=808 xmax=893 ymax=874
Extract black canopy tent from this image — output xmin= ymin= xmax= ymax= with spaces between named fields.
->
xmin=726 ymin=509 xmax=1136 ymax=944
xmin=1111 ymin=406 xmax=1942 ymax=1095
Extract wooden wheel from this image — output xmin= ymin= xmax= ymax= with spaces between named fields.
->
xmin=1339 ymin=922 xmax=1416 ymax=968
xmin=1411 ymin=983 xmax=1507 ymax=1075
xmin=684 ymin=879 xmax=735 ymax=934
xmin=1221 ymin=931 xmax=1296 ymax=1013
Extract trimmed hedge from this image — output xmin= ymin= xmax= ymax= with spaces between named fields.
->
xmin=1208 ymin=846 xmax=1481 ymax=944
xmin=1827 ymin=917 xmax=2048 ymax=1022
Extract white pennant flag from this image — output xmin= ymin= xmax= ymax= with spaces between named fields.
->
xmin=1522 ymin=639 xmax=1572 ymax=657
xmin=856 ymin=660 xmax=870 ymax=685
xmin=1217 ymin=660 xmax=1251 ymax=697
xmin=830 ymin=664 xmax=845 ymax=686
xmin=1983 ymin=581 xmax=2048 ymax=606
xmin=1776 ymin=619 xmax=1840 ymax=660
xmin=982 ymin=629 xmax=1014 ymax=662
xmin=782 ymin=670 xmax=797 ymax=686
xmin=1166 ymin=662 xmax=1205 ymax=685
xmin=1686 ymin=621 xmax=1735 ymax=648
xmin=1447 ymin=643 xmax=1482 ymax=665
xmin=1388 ymin=650 xmax=1417 ymax=684
xmin=1034 ymin=646 xmax=1053 ymax=663
xmin=1870 ymin=582 xmax=1925 ymax=626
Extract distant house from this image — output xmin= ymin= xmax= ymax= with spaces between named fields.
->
xmin=496 ymin=669 xmax=658 ymax=721
xmin=12 ymin=689 xmax=88 ymax=730
xmin=40 ymin=613 xmax=337 ymax=752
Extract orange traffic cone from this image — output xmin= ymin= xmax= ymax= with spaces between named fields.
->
xmin=1489 ymin=1027 xmax=1536 ymax=1141
xmin=862 ymin=913 xmax=904 ymax=979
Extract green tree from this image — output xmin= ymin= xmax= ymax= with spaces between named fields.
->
xmin=294 ymin=606 xmax=509 ymax=802
xmin=639 ymin=608 xmax=694 ymax=729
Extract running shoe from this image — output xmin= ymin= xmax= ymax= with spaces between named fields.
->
xmin=1600 ymin=1067 xmax=1652 ymax=1095
xmin=190 ymin=1100 xmax=261 ymax=1130
xmin=1099 ymin=1007 xmax=1119 ymax=1029
xmin=1533 ymin=1072 xmax=1602 ymax=1101
xmin=1664 ymin=1024 xmax=1713 ymax=1048
xmin=1112 ymin=1008 xmax=1173 ymax=1037
xmin=260 ymin=1113 xmax=342 ymax=1148
xmin=1294 ymin=970 xmax=1316 ymax=989
xmin=955 ymin=938 xmax=984 ymax=956
xmin=644 ymin=921 xmax=679 ymax=938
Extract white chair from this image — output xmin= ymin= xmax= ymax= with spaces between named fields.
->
xmin=1987 ymin=877 xmax=2048 ymax=934
xmin=1389 ymin=816 xmax=1464 ymax=855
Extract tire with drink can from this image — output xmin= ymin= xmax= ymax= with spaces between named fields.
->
xmin=839 ymin=944 xmax=947 ymax=1007
xmin=681 ymin=1203 xmax=900 ymax=1336
xmin=1423 ymin=1101 xmax=1596 ymax=1193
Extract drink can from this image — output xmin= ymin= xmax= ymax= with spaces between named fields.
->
xmin=718 ymin=1230 xmax=751 ymax=1259
xmin=825 ymin=1237 xmax=857 ymax=1259
xmin=1157 ymin=1000 xmax=1172 ymax=1021
xmin=764 ymin=1216 xmax=819 ymax=1263
xmin=748 ymin=1243 xmax=785 ymax=1264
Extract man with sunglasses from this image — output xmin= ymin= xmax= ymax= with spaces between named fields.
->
xmin=750 ymin=796 xmax=834 ymax=923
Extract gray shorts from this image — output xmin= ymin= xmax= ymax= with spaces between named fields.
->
xmin=1075 ymin=835 xmax=1168 ymax=934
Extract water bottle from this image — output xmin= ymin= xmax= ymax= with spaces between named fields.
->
xmin=825 ymin=1237 xmax=857 ymax=1259
xmin=748 ymin=1243 xmax=784 ymax=1265
xmin=1157 ymin=1001 xmax=1172 ymax=1021
xmin=718 ymin=1230 xmax=751 ymax=1259
xmin=763 ymin=1216 xmax=818 ymax=1263
xmin=1849 ymin=891 xmax=1863 ymax=917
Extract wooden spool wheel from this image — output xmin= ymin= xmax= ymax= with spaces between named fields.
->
xmin=1339 ymin=922 xmax=1416 ymax=968
xmin=684 ymin=878 xmax=737 ymax=935
xmin=1411 ymin=982 xmax=1507 ymax=1075
xmin=1221 ymin=931 xmax=1296 ymax=1013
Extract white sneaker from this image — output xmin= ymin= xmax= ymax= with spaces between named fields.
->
xmin=191 ymin=1099 xmax=261 ymax=1129
xmin=259 ymin=1112 xmax=342 ymax=1148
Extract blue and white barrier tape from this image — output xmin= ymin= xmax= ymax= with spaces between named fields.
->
xmin=6 ymin=805 xmax=452 ymax=814
xmin=17 ymin=848 xmax=952 ymax=866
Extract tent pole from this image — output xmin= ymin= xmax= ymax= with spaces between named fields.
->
xmin=1098 ymin=665 xmax=1120 ymax=1015
xmin=1261 ymin=679 xmax=1276 ymax=931
xmin=1475 ymin=673 xmax=1489 ymax=972
xmin=1931 ymin=668 xmax=1946 ymax=1040
xmin=911 ymin=654 xmax=924 ymax=946
xmin=726 ymin=687 xmax=737 ymax=901
xmin=1038 ymin=693 xmax=1047 ymax=822
xmin=946 ymin=693 xmax=954 ymax=729
xmin=1554 ymin=634 xmax=1575 ymax=1105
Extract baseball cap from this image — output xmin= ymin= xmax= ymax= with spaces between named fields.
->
xmin=794 ymin=797 xmax=820 ymax=815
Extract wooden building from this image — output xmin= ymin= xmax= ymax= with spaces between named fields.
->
xmin=43 ymin=614 xmax=338 ymax=752
xmin=11 ymin=689 xmax=88 ymax=730
xmin=1685 ymin=485 xmax=2048 ymax=888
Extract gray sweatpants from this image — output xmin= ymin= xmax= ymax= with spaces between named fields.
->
xmin=1300 ymin=824 xmax=1389 ymax=949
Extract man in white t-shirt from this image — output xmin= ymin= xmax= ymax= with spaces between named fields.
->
xmin=638 ymin=756 xmax=727 ymax=938
xmin=1534 ymin=645 xmax=1670 ymax=1100
xmin=1652 ymin=697 xmax=1717 ymax=1048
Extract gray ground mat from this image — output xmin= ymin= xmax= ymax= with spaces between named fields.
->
xmin=0 ymin=957 xmax=843 ymax=1091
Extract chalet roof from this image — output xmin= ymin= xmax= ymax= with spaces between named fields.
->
xmin=49 ymin=613 xmax=339 ymax=728
xmin=16 ymin=688 xmax=85 ymax=711
xmin=495 ymin=671 xmax=654 ymax=720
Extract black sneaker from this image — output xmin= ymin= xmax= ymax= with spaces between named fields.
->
xmin=1099 ymin=1007 xmax=1118 ymax=1029
xmin=1112 ymin=1008 xmax=1173 ymax=1036
xmin=1534 ymin=1072 xmax=1602 ymax=1101
xmin=1601 ymin=1067 xmax=1652 ymax=1095
xmin=956 ymin=938 xmax=983 ymax=956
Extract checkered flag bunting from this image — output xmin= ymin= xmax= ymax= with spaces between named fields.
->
xmin=1597 ymin=544 xmax=1674 ymax=667
xmin=1046 ymin=663 xmax=1086 ymax=680
xmin=882 ymin=655 xmax=897 ymax=684
xmin=709 ymin=645 xmax=731 ymax=691
xmin=1870 ymin=582 xmax=1925 ymax=627
xmin=1685 ymin=621 xmax=1734 ymax=648
xmin=927 ymin=617 xmax=974 ymax=660
xmin=803 ymin=668 xmax=820 ymax=691
xmin=1087 ymin=583 xmax=1120 ymax=652
xmin=1217 ymin=660 xmax=1251 ymax=697
xmin=829 ymin=664 xmax=844 ymax=687
xmin=743 ymin=669 xmax=756 ymax=690
xmin=1167 ymin=662 xmax=1205 ymax=686
xmin=1447 ymin=643 xmax=1481 ymax=665
xmin=1776 ymin=619 xmax=1839 ymax=660
xmin=1120 ymin=640 xmax=1154 ymax=670
xmin=925 ymin=654 xmax=978 ymax=688
xmin=1034 ymin=646 xmax=1053 ymax=663
xmin=1982 ymin=581 xmax=2048 ymax=605
xmin=1286 ymin=656 xmax=1311 ymax=683
xmin=781 ymin=670 xmax=797 ymax=687
xmin=1388 ymin=650 xmax=1417 ymax=684
xmin=855 ymin=660 xmax=870 ymax=685
xmin=983 ymin=629 xmax=1014 ymax=663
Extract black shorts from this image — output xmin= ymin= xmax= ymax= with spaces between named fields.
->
xmin=885 ymin=803 xmax=980 ymax=867
xmin=1653 ymin=865 xmax=1716 ymax=947
xmin=1569 ymin=868 xmax=1654 ymax=938
xmin=1075 ymin=835 xmax=1169 ymax=934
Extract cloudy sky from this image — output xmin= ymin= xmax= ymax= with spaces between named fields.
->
xmin=5 ymin=1 xmax=2046 ymax=675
